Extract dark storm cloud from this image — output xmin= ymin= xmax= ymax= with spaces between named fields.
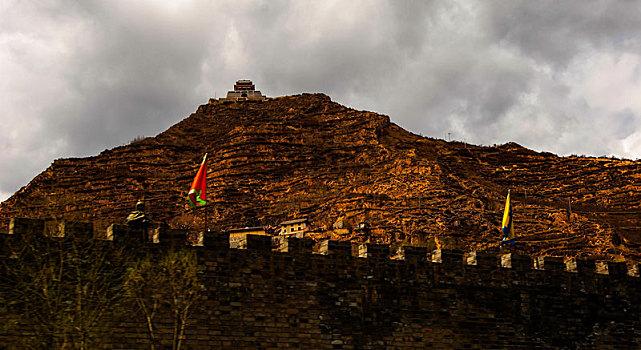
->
xmin=1 ymin=0 xmax=223 ymax=199
xmin=487 ymin=1 xmax=641 ymax=65
xmin=41 ymin=1 xmax=217 ymax=149
xmin=2 ymin=0 xmax=641 ymax=201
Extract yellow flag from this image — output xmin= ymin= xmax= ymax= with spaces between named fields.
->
xmin=500 ymin=190 xmax=515 ymax=246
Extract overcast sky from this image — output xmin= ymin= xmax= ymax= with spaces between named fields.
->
xmin=2 ymin=0 xmax=641 ymax=201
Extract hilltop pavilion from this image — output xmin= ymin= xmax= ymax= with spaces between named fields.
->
xmin=222 ymin=80 xmax=265 ymax=101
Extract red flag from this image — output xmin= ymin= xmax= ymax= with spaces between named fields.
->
xmin=187 ymin=153 xmax=207 ymax=208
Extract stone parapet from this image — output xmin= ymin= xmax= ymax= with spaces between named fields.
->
xmin=466 ymin=251 xmax=500 ymax=268
xmin=501 ymin=253 xmax=533 ymax=271
xmin=57 ymin=220 xmax=93 ymax=239
xmin=273 ymin=236 xmax=314 ymax=254
xmin=566 ymin=257 xmax=597 ymax=274
xmin=230 ymin=233 xmax=272 ymax=250
xmin=357 ymin=243 xmax=389 ymax=259
xmin=395 ymin=245 xmax=428 ymax=262
xmin=432 ymin=248 xmax=464 ymax=265
xmin=534 ymin=256 xmax=566 ymax=272
xmin=3 ymin=216 xmax=641 ymax=349
xmin=9 ymin=217 xmax=44 ymax=235
xmin=3 ymin=217 xmax=639 ymax=284
xmin=204 ymin=230 xmax=230 ymax=249
xmin=319 ymin=240 xmax=352 ymax=257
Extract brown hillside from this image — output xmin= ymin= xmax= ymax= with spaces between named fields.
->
xmin=2 ymin=93 xmax=641 ymax=262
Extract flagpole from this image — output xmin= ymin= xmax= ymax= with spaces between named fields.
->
xmin=205 ymin=203 xmax=209 ymax=233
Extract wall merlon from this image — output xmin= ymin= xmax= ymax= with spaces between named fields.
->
xmin=466 ymin=251 xmax=500 ymax=268
xmin=9 ymin=217 xmax=44 ymax=235
xmin=465 ymin=251 xmax=476 ymax=265
xmin=155 ymin=227 xmax=189 ymax=248
xmin=606 ymin=261 xmax=628 ymax=279
xmin=432 ymin=249 xmax=464 ymax=266
xmin=149 ymin=227 xmax=160 ymax=243
xmin=357 ymin=243 xmax=390 ymax=259
xmin=231 ymin=234 xmax=272 ymax=251
xmin=534 ymin=256 xmax=565 ymax=272
xmin=106 ymin=224 xmax=146 ymax=244
xmin=319 ymin=240 xmax=351 ymax=257
xmin=57 ymin=220 xmax=93 ymax=239
xmin=273 ymin=236 xmax=288 ymax=252
xmin=596 ymin=261 xmax=609 ymax=275
xmin=500 ymin=253 xmax=532 ymax=271
xmin=565 ymin=257 xmax=596 ymax=274
xmin=395 ymin=246 xmax=428 ymax=262
xmin=273 ymin=236 xmax=314 ymax=254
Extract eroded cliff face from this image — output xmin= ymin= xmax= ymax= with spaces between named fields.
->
xmin=2 ymin=93 xmax=641 ymax=262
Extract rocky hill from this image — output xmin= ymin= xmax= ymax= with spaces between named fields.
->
xmin=2 ymin=93 xmax=641 ymax=262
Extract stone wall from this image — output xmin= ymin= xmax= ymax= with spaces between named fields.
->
xmin=2 ymin=217 xmax=641 ymax=349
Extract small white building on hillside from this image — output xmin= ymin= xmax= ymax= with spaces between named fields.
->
xmin=279 ymin=218 xmax=309 ymax=237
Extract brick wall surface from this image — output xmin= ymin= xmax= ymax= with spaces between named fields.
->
xmin=2 ymin=218 xmax=641 ymax=349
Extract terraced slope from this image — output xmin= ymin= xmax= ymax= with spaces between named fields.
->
xmin=1 ymin=93 xmax=640 ymax=262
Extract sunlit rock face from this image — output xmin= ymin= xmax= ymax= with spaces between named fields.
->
xmin=2 ymin=92 xmax=641 ymax=263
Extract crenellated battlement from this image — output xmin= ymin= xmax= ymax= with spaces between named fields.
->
xmin=4 ymin=217 xmax=639 ymax=286
xmin=3 ymin=217 xmax=641 ymax=348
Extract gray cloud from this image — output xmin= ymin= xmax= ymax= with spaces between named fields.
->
xmin=2 ymin=0 xmax=641 ymax=201
xmin=487 ymin=1 xmax=641 ymax=65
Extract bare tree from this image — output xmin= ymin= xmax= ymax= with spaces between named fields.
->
xmin=124 ymin=249 xmax=203 ymax=350
xmin=124 ymin=258 xmax=163 ymax=350
xmin=0 ymin=222 xmax=129 ymax=350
